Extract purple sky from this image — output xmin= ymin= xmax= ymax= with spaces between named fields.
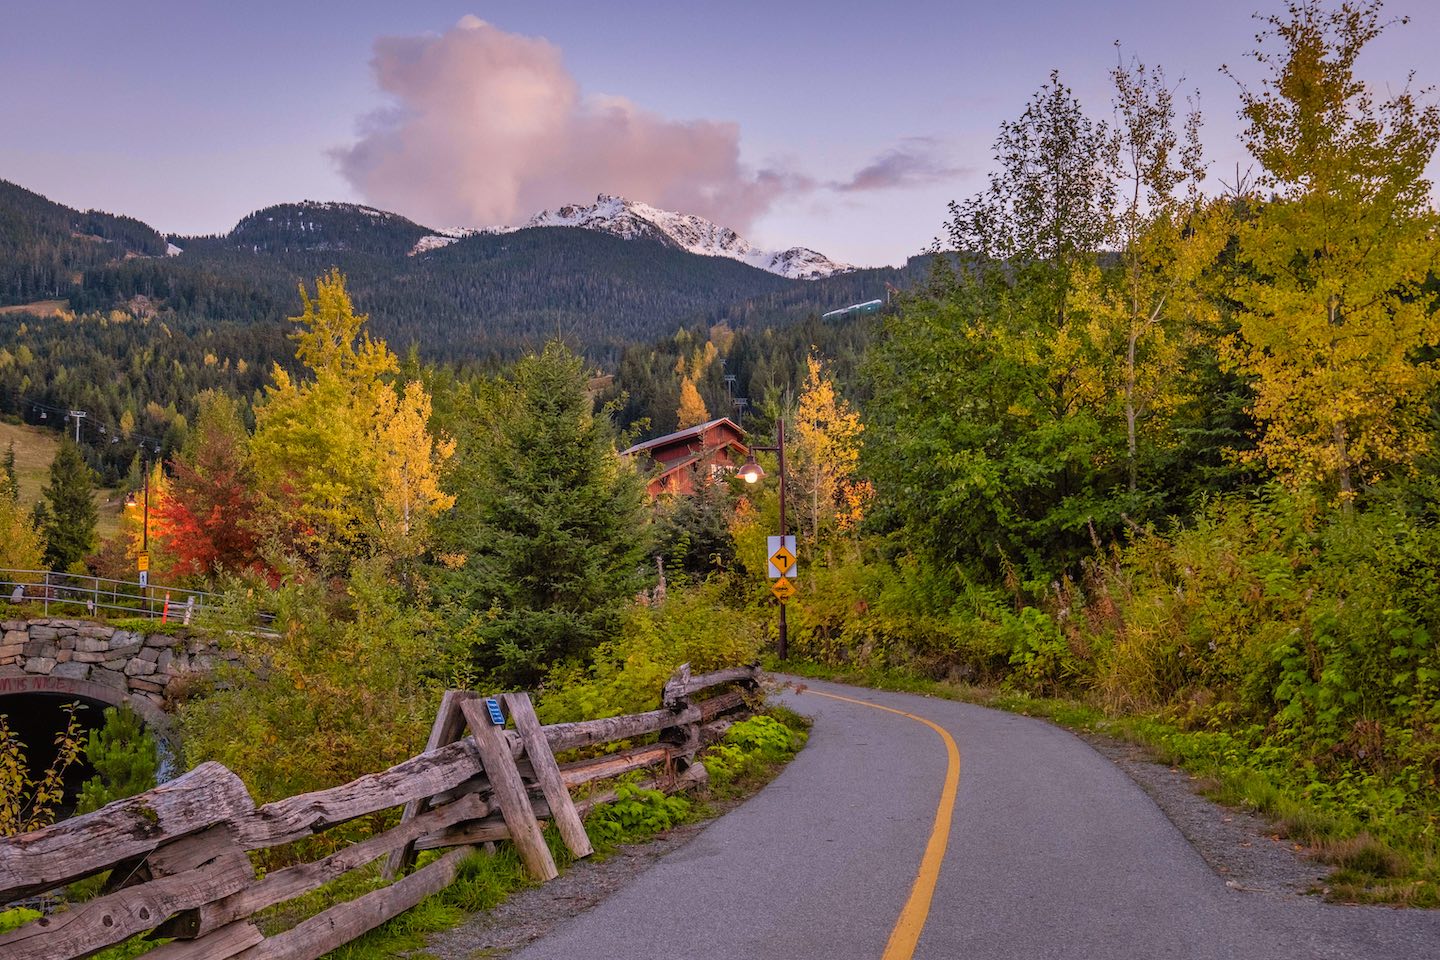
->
xmin=3 ymin=1 xmax=1438 ymax=266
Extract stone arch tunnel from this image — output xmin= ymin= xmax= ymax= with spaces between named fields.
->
xmin=0 ymin=618 xmax=234 ymax=806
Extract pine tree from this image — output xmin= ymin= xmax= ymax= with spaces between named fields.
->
xmin=39 ymin=441 xmax=97 ymax=571
xmin=75 ymin=705 xmax=158 ymax=815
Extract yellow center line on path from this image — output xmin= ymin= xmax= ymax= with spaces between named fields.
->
xmin=806 ymin=689 xmax=961 ymax=960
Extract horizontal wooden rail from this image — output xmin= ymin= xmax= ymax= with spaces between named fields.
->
xmin=0 ymin=662 xmax=760 ymax=960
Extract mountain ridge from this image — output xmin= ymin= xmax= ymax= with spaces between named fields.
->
xmin=515 ymin=194 xmax=855 ymax=280
xmin=0 ymin=179 xmax=925 ymax=362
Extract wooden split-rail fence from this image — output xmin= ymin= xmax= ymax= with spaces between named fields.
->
xmin=0 ymin=663 xmax=760 ymax=960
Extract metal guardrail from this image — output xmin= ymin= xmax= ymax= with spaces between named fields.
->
xmin=0 ymin=569 xmax=272 ymax=630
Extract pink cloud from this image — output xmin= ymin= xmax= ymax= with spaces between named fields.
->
xmin=334 ymin=16 xmax=792 ymax=231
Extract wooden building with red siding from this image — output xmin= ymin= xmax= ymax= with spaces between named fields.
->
xmin=621 ymin=417 xmax=749 ymax=498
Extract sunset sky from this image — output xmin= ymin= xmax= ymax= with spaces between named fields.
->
xmin=4 ymin=0 xmax=1438 ymax=266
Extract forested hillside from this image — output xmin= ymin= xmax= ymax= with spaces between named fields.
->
xmin=0 ymin=184 xmax=926 ymax=359
xmin=0 ymin=183 xmax=923 ymax=480
xmin=0 ymin=180 xmax=165 ymax=305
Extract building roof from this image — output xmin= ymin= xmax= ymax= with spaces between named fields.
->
xmin=620 ymin=417 xmax=746 ymax=458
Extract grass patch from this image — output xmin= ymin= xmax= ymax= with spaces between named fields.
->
xmin=779 ymin=658 xmax=1439 ymax=906
xmin=0 ymin=419 xmax=123 ymax=540
xmin=0 ymin=300 xmax=67 ymax=318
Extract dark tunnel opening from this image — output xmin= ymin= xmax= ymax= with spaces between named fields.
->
xmin=1 ymin=692 xmax=112 ymax=818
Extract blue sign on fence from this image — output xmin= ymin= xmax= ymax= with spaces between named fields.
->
xmin=484 ymin=697 xmax=505 ymax=725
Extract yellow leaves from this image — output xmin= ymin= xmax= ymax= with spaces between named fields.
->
xmin=371 ymin=380 xmax=457 ymax=561
xmin=676 ymin=376 xmax=708 ymax=429
xmin=252 ymin=272 xmax=456 ymax=569
xmin=1233 ymin=195 xmax=1440 ymax=497
xmin=0 ymin=704 xmax=85 ymax=836
xmin=795 ymin=351 xmax=866 ymax=539
xmin=1226 ymin=2 xmax=1440 ymax=499
xmin=289 ymin=269 xmax=398 ymax=384
xmin=836 ymin=478 xmax=875 ymax=535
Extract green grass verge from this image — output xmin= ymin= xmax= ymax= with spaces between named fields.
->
xmin=776 ymin=659 xmax=1439 ymax=907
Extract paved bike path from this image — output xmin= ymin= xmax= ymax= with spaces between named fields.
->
xmin=510 ymin=677 xmax=1440 ymax=960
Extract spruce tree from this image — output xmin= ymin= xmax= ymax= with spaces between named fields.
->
xmin=40 ymin=440 xmax=98 ymax=571
xmin=2 ymin=441 xmax=18 ymax=504
xmin=458 ymin=342 xmax=648 ymax=686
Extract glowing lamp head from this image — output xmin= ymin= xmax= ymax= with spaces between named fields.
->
xmin=737 ymin=453 xmax=764 ymax=484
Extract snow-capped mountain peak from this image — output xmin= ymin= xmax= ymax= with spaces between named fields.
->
xmin=408 ymin=227 xmax=478 ymax=256
xmin=521 ymin=195 xmax=854 ymax=280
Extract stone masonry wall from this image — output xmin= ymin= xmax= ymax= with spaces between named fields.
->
xmin=0 ymin=619 xmax=233 ymax=711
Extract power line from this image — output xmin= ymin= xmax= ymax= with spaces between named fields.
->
xmin=3 ymin=390 xmax=167 ymax=457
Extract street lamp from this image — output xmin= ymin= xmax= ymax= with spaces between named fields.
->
xmin=738 ymin=418 xmax=789 ymax=660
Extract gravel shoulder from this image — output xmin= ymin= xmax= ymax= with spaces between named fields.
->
xmin=1072 ymin=729 xmax=1333 ymax=899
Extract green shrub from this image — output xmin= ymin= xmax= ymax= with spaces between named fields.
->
xmin=77 ymin=705 xmax=158 ymax=815
xmin=703 ymin=712 xmax=809 ymax=794
xmin=585 ymin=777 xmax=692 ymax=843
xmin=537 ymin=578 xmax=763 ymax=723
xmin=177 ymin=568 xmax=441 ymax=865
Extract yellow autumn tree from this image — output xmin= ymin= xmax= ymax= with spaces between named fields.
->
xmin=794 ymin=351 xmax=867 ymax=543
xmin=250 ymin=270 xmax=453 ymax=573
xmin=1228 ymin=1 xmax=1440 ymax=503
xmin=676 ymin=376 xmax=709 ymax=429
xmin=0 ymin=493 xmax=43 ymax=572
xmin=372 ymin=380 xmax=456 ymax=563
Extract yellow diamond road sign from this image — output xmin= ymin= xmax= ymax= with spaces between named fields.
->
xmin=767 ymin=535 xmax=797 ymax=579
xmin=770 ymin=545 xmax=796 ymax=576
xmin=771 ymin=577 xmax=796 ymax=601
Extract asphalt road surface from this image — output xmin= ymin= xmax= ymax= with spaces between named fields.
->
xmin=510 ymin=676 xmax=1440 ymax=960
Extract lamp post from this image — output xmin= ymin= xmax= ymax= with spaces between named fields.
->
xmin=736 ymin=418 xmax=788 ymax=660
